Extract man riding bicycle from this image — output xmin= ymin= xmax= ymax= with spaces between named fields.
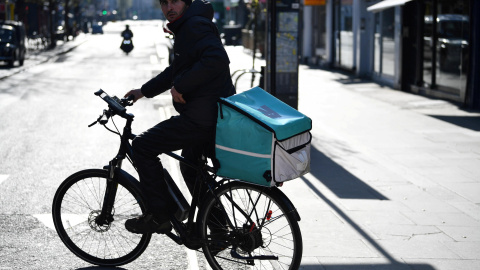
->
xmin=124 ymin=0 xmax=235 ymax=234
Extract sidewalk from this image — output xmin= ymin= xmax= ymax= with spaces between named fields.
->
xmin=0 ymin=34 xmax=88 ymax=81
xmin=226 ymin=45 xmax=480 ymax=270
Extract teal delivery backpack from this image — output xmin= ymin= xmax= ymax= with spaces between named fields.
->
xmin=215 ymin=87 xmax=312 ymax=187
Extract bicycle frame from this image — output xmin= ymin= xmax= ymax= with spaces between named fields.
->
xmin=96 ymin=111 xmax=228 ymax=250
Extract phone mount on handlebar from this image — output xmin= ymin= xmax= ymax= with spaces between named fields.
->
xmin=95 ymin=89 xmax=128 ymax=117
xmin=89 ymin=89 xmax=134 ymax=127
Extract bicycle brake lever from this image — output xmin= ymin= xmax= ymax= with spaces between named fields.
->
xmin=99 ymin=114 xmax=109 ymax=125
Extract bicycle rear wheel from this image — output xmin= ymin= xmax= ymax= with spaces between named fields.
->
xmin=52 ymin=169 xmax=150 ymax=266
xmin=198 ymin=181 xmax=303 ymax=270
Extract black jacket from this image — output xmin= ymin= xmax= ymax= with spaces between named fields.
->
xmin=141 ymin=0 xmax=235 ymax=126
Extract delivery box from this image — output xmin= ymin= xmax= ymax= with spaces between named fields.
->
xmin=215 ymin=87 xmax=312 ymax=187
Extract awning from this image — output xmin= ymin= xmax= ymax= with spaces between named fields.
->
xmin=367 ymin=0 xmax=413 ymax=13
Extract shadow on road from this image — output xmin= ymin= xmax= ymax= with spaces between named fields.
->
xmin=300 ymin=263 xmax=436 ymax=270
xmin=77 ymin=267 xmax=127 ymax=270
xmin=428 ymin=115 xmax=480 ymax=131
xmin=77 ymin=266 xmax=127 ymax=270
xmin=309 ymin=145 xmax=388 ymax=200
xmin=301 ymin=146 xmax=436 ymax=269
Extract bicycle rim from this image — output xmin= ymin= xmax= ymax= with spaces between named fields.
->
xmin=200 ymin=182 xmax=303 ymax=270
xmin=52 ymin=169 xmax=151 ymax=266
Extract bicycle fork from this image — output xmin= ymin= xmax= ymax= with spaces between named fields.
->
xmin=95 ymin=159 xmax=122 ymax=226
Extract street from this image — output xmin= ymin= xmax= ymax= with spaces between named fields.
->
xmin=1 ymin=19 xmax=480 ymax=270
xmin=0 ymin=20 xmax=203 ymax=269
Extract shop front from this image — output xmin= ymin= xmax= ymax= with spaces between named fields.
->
xmin=402 ymin=0 xmax=476 ymax=106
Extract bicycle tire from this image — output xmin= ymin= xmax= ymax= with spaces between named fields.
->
xmin=198 ymin=181 xmax=303 ymax=270
xmin=52 ymin=169 xmax=151 ymax=266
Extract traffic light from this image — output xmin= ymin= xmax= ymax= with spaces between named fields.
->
xmin=102 ymin=10 xmax=107 ymax=15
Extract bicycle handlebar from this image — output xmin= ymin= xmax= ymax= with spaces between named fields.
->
xmin=89 ymin=89 xmax=134 ymax=127
xmin=94 ymin=89 xmax=131 ymax=117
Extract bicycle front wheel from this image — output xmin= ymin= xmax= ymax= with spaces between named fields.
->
xmin=52 ymin=169 xmax=150 ymax=266
xmin=198 ymin=181 xmax=303 ymax=270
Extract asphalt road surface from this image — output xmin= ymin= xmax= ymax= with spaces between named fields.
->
xmin=0 ymin=20 xmax=208 ymax=270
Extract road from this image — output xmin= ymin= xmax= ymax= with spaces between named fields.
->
xmin=0 ymin=20 xmax=209 ymax=269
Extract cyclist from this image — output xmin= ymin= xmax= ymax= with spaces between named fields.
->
xmin=124 ymin=0 xmax=235 ymax=234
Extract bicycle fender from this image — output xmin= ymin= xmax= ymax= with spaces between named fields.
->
xmin=270 ymin=187 xmax=301 ymax=222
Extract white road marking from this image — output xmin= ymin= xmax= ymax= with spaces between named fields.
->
xmin=34 ymin=213 xmax=88 ymax=231
xmin=0 ymin=175 xmax=8 ymax=185
xmin=32 ymin=214 xmax=56 ymax=231
xmin=150 ymin=54 xmax=158 ymax=64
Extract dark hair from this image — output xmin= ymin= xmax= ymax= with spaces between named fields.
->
xmin=159 ymin=0 xmax=192 ymax=6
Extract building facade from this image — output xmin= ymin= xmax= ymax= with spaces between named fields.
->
xmin=302 ymin=0 xmax=480 ymax=109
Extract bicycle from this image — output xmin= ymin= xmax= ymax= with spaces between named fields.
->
xmin=52 ymin=89 xmax=303 ymax=269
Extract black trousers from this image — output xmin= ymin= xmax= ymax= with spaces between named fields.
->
xmin=132 ymin=115 xmax=214 ymax=216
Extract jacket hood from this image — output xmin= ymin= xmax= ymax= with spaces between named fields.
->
xmin=167 ymin=0 xmax=214 ymax=33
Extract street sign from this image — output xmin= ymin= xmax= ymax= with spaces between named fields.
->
xmin=304 ymin=0 xmax=326 ymax=5
xmin=265 ymin=0 xmax=300 ymax=109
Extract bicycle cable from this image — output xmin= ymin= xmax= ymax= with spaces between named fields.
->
xmin=102 ymin=116 xmax=121 ymax=136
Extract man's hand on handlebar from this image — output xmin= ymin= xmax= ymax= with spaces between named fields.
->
xmin=124 ymin=89 xmax=144 ymax=103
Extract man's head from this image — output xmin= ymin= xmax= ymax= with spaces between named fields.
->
xmin=160 ymin=0 xmax=190 ymax=22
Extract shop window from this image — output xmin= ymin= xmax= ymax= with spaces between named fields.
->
xmin=313 ymin=5 xmax=326 ymax=61
xmin=422 ymin=0 xmax=470 ymax=96
xmin=334 ymin=0 xmax=354 ymax=69
xmin=374 ymin=7 xmax=395 ymax=78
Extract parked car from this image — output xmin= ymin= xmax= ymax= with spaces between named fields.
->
xmin=55 ymin=25 xmax=66 ymax=41
xmin=0 ymin=20 xmax=26 ymax=67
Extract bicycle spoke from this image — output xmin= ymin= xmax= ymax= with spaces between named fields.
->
xmin=201 ymin=182 xmax=302 ymax=270
xmin=53 ymin=170 xmax=150 ymax=265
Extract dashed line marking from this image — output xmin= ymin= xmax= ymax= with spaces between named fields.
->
xmin=150 ymin=54 xmax=158 ymax=64
xmin=32 ymin=214 xmax=56 ymax=231
xmin=0 ymin=174 xmax=8 ymax=185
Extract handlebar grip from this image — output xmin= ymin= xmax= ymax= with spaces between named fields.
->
xmin=126 ymin=94 xmax=135 ymax=101
xmin=95 ymin=89 xmax=127 ymax=116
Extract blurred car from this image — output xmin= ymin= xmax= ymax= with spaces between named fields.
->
xmin=55 ymin=25 xmax=66 ymax=41
xmin=0 ymin=20 xmax=26 ymax=67
xmin=91 ymin=23 xmax=104 ymax=34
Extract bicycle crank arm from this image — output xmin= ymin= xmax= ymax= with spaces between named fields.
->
xmin=165 ymin=231 xmax=204 ymax=250
xmin=230 ymin=248 xmax=278 ymax=261
xmin=165 ymin=231 xmax=183 ymax=245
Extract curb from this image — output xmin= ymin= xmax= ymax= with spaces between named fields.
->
xmin=0 ymin=37 xmax=88 ymax=81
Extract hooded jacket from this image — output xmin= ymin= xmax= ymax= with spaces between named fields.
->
xmin=141 ymin=0 xmax=235 ymax=126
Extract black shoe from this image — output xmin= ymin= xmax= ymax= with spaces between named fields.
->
xmin=125 ymin=214 xmax=172 ymax=234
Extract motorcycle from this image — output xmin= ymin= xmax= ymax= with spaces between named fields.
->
xmin=120 ymin=38 xmax=133 ymax=55
xmin=120 ymin=30 xmax=134 ymax=55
